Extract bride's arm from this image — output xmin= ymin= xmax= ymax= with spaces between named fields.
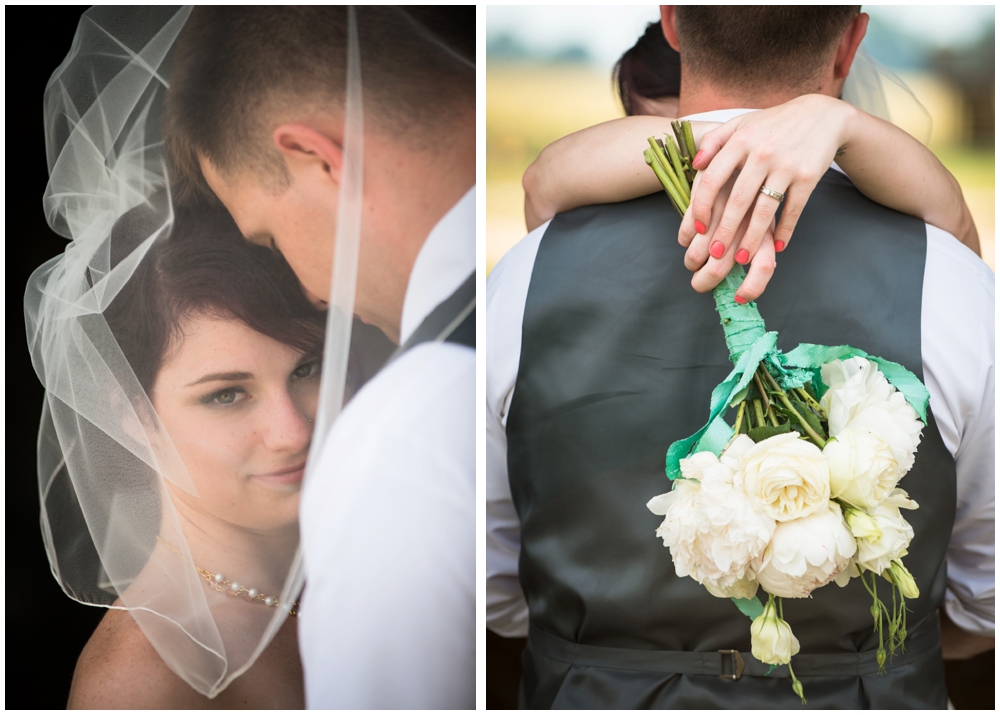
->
xmin=522 ymin=117 xmax=717 ymax=232
xmin=682 ymin=94 xmax=980 ymax=297
xmin=523 ymin=95 xmax=980 ymax=301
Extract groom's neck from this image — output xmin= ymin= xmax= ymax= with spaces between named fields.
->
xmin=677 ymin=78 xmax=836 ymax=118
xmin=353 ymin=109 xmax=475 ymax=344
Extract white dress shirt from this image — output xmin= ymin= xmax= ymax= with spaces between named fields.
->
xmin=486 ymin=115 xmax=995 ymax=640
xmin=301 ymin=187 xmax=475 ymax=708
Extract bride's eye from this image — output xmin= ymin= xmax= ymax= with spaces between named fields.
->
xmin=292 ymin=360 xmax=320 ymax=380
xmin=202 ymin=387 xmax=248 ymax=407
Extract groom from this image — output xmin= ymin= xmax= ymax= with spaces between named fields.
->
xmin=487 ymin=6 xmax=994 ymax=708
xmin=166 ymin=7 xmax=475 ymax=708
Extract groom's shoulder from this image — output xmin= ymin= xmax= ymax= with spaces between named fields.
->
xmin=924 ymin=224 xmax=995 ymax=296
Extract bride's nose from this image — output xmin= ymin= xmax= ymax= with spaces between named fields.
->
xmin=262 ymin=388 xmax=312 ymax=454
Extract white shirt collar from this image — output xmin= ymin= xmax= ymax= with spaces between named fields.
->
xmin=680 ymin=107 xmax=847 ymax=176
xmin=399 ymin=186 xmax=476 ymax=344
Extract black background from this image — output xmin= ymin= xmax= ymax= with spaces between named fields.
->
xmin=8 ymin=5 xmax=102 ymax=710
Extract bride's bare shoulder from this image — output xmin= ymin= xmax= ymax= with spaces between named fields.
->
xmin=68 ymin=607 xmax=206 ymax=709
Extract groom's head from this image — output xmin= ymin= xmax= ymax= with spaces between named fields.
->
xmin=165 ymin=7 xmax=474 ymax=335
xmin=660 ymin=6 xmax=868 ymax=116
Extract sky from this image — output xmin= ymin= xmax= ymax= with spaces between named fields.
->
xmin=485 ymin=5 xmax=996 ymax=73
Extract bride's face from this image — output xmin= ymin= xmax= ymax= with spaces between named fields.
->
xmin=150 ymin=314 xmax=320 ymax=531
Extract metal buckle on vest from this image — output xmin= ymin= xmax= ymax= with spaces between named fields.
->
xmin=718 ymin=650 xmax=745 ymax=680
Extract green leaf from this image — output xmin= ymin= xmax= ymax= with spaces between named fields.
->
xmin=729 ymin=386 xmax=749 ymax=407
xmin=748 ymin=423 xmax=792 ymax=443
xmin=786 ymin=396 xmax=827 ymax=441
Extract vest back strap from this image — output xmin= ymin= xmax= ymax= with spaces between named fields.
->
xmin=528 ymin=611 xmax=939 ymax=680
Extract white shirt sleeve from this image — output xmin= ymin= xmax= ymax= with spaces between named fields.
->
xmin=921 ymin=225 xmax=995 ymax=636
xmin=485 ymin=224 xmax=547 ymax=638
xmin=299 ymin=344 xmax=475 ymax=708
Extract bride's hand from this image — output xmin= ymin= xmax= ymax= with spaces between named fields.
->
xmin=678 ymin=95 xmax=856 ymax=299
xmin=681 ymin=172 xmax=777 ymax=301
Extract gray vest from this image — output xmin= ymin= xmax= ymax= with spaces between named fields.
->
xmin=507 ymin=171 xmax=956 ymax=708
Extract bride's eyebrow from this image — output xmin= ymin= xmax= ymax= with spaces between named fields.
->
xmin=186 ymin=371 xmax=254 ymax=387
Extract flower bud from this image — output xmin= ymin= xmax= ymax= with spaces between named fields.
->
xmin=843 ymin=506 xmax=883 ymax=542
xmin=887 ymin=560 xmax=920 ymax=599
xmin=877 ymin=647 xmax=887 ymax=671
xmin=791 ymin=677 xmax=807 ymax=704
xmin=750 ymin=598 xmax=800 ymax=665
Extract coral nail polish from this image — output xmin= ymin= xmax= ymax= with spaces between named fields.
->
xmin=694 ymin=220 xmax=707 ymax=234
xmin=709 ymin=241 xmax=725 ymax=259
xmin=693 ymin=150 xmax=704 ymax=166
xmin=735 ymin=295 xmax=748 ymax=305
xmin=775 ymin=240 xmax=786 ymax=252
xmin=735 ymin=249 xmax=750 ymax=264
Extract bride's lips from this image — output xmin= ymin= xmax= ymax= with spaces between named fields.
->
xmin=250 ymin=461 xmax=306 ymax=488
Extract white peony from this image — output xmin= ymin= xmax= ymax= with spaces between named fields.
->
xmin=756 ymin=502 xmax=857 ymax=598
xmin=823 ymin=428 xmax=900 ymax=509
xmin=647 ymin=450 xmax=774 ymax=599
xmin=855 ymin=500 xmax=916 ymax=575
xmin=750 ymin=597 xmax=801 ymax=665
xmin=820 ymin=357 xmax=923 ymax=475
xmin=739 ymin=433 xmax=830 ymax=522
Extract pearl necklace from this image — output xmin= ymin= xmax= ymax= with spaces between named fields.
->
xmin=156 ymin=535 xmax=300 ymax=617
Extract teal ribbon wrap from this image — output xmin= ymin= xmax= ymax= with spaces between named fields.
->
xmin=664 ymin=266 xmax=929 ymax=481
xmin=663 ymin=265 xmax=930 ymax=623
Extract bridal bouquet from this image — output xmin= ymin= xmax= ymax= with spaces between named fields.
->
xmin=643 ymin=123 xmax=929 ymax=702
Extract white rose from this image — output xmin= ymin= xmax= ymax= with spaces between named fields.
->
xmin=739 ymin=433 xmax=830 ymax=522
xmin=647 ymin=451 xmax=774 ymax=599
xmin=823 ymin=428 xmax=900 ymax=509
xmin=750 ymin=597 xmax=801 ymax=665
xmin=855 ymin=502 xmax=915 ymax=574
xmin=756 ymin=502 xmax=857 ymax=598
xmin=820 ymin=357 xmax=923 ymax=475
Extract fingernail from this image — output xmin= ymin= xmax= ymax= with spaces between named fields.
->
xmin=775 ymin=240 xmax=786 ymax=252
xmin=735 ymin=295 xmax=748 ymax=305
xmin=693 ymin=150 xmax=704 ymax=166
xmin=694 ymin=220 xmax=707 ymax=234
xmin=709 ymin=241 xmax=725 ymax=259
xmin=735 ymin=249 xmax=750 ymax=264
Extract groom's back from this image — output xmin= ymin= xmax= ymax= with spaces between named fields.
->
xmin=505 ymin=171 xmax=957 ymax=708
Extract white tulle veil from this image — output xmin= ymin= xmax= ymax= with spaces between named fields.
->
xmin=842 ymin=45 xmax=933 ymax=145
xmin=25 ymin=5 xmax=470 ymax=698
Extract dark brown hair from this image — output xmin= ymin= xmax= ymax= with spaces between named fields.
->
xmin=104 ymin=202 xmax=326 ymax=395
xmin=165 ymin=6 xmax=475 ymax=202
xmin=614 ymin=22 xmax=681 ymax=117
xmin=674 ymin=6 xmax=860 ymax=92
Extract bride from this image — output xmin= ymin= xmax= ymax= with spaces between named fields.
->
xmin=59 ymin=205 xmax=321 ymax=708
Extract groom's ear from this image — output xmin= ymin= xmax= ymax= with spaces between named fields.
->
xmin=271 ymin=123 xmax=344 ymax=190
xmin=660 ymin=6 xmax=680 ymax=52
xmin=833 ymin=12 xmax=869 ymax=80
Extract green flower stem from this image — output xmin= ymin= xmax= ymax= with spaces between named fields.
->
xmin=795 ymin=387 xmax=825 ymax=416
xmin=733 ymin=401 xmax=746 ymax=434
xmin=643 ymin=149 xmax=687 ymax=214
xmin=646 ymin=139 xmax=687 ymax=208
xmin=754 ymin=399 xmax=766 ymax=429
xmin=664 ymin=135 xmax=690 ymax=198
xmin=682 ymin=122 xmax=697 ymax=181
xmin=761 ymin=368 xmax=828 ymax=448
xmin=753 ymin=367 xmax=771 ymax=412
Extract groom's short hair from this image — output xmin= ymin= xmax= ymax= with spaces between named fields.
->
xmin=165 ymin=6 xmax=473 ymax=202
xmin=674 ymin=6 xmax=860 ymax=91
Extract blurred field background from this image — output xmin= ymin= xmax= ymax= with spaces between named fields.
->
xmin=486 ymin=6 xmax=995 ymax=273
